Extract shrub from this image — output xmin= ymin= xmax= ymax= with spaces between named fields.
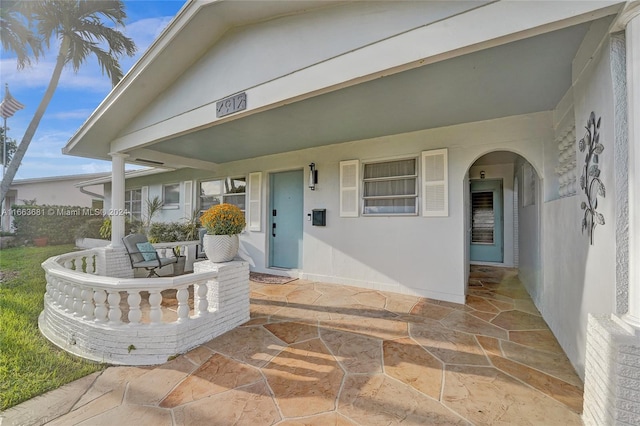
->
xmin=74 ymin=218 xmax=104 ymax=239
xmin=11 ymin=205 xmax=97 ymax=245
xmin=147 ymin=221 xmax=198 ymax=243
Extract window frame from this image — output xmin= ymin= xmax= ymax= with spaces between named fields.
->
xmin=198 ymin=176 xmax=247 ymax=215
xmin=162 ymin=183 xmax=181 ymax=209
xmin=361 ymin=156 xmax=419 ymax=216
xmin=124 ymin=188 xmax=142 ymax=221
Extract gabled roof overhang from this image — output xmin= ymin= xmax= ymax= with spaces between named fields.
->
xmin=63 ymin=0 xmax=625 ymax=170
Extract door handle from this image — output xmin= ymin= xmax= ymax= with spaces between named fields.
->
xmin=272 ymin=223 xmax=276 ymax=237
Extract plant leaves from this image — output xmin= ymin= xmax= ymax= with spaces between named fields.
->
xmin=582 ymin=218 xmax=587 ymax=231
xmin=589 ymin=111 xmax=596 ymax=126
xmin=584 ymin=130 xmax=592 ymax=146
xmin=580 ymin=175 xmax=586 ymax=189
xmin=596 ymin=213 xmax=605 ymax=225
xmin=588 ymin=165 xmax=599 ymax=176
xmin=598 ymin=182 xmax=606 ymax=197
xmin=593 ymin=155 xmax=599 ymax=164
xmin=579 ymin=138 xmax=586 ymax=152
xmin=597 ymin=116 xmax=601 ymax=128
xmin=581 ymin=201 xmax=587 ymax=210
xmin=594 ymin=143 xmax=604 ymax=155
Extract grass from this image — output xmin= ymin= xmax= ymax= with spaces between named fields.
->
xmin=0 ymin=245 xmax=106 ymax=410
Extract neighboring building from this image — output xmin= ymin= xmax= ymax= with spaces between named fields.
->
xmin=1 ymin=173 xmax=106 ymax=232
xmin=65 ymin=1 xmax=640 ymax=422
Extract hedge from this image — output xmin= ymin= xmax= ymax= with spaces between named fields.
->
xmin=147 ymin=222 xmax=198 ymax=243
xmin=11 ymin=205 xmax=101 ymax=245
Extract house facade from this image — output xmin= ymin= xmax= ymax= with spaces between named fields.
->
xmin=1 ymin=172 xmax=106 ymax=232
xmin=65 ymin=1 xmax=640 ymax=423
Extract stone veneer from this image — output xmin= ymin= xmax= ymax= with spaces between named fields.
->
xmin=583 ymin=314 xmax=640 ymax=425
xmin=95 ymin=246 xmax=134 ymax=279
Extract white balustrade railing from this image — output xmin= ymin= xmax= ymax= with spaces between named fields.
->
xmin=39 ymin=248 xmax=249 ymax=365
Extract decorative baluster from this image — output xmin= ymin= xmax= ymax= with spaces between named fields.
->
xmin=195 ymin=281 xmax=208 ymax=316
xmin=45 ymin=275 xmax=53 ymax=301
xmin=177 ymin=287 xmax=189 ymax=322
xmin=107 ymin=291 xmax=122 ymax=324
xmin=63 ymin=283 xmax=73 ymax=312
xmin=94 ymin=290 xmax=108 ymax=322
xmin=72 ymin=285 xmax=83 ymax=316
xmin=64 ymin=259 xmax=73 ymax=270
xmin=127 ymin=291 xmax=142 ymax=324
xmin=55 ymin=279 xmax=64 ymax=306
xmin=81 ymin=288 xmax=94 ymax=320
xmin=148 ymin=290 xmax=162 ymax=324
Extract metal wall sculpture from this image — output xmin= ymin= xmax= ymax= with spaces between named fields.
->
xmin=579 ymin=111 xmax=605 ymax=245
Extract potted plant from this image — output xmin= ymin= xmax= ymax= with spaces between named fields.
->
xmin=200 ymin=203 xmax=245 ymax=262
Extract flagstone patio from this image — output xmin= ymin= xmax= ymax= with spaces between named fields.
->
xmin=4 ymin=266 xmax=583 ymax=425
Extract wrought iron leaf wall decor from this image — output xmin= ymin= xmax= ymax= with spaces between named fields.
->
xmin=579 ymin=111 xmax=605 ymax=245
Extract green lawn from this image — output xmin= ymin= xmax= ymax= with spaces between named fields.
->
xmin=0 ymin=245 xmax=106 ymax=410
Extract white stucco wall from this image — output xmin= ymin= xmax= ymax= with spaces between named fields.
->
xmin=538 ymin=23 xmax=620 ymax=379
xmin=10 ymin=177 xmax=102 ymax=207
xmin=121 ymin=1 xmax=486 ymax=136
xmin=120 ymin=112 xmax=549 ymax=304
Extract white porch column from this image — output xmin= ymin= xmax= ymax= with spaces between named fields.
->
xmin=624 ymin=4 xmax=640 ymax=330
xmin=109 ymin=152 xmax=128 ymax=247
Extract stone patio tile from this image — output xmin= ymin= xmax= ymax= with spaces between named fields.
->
xmin=467 ymin=288 xmax=515 ymax=304
xmin=160 ymin=353 xmax=263 ymax=408
xmin=313 ymin=294 xmax=363 ymax=307
xmin=467 ymin=310 xmax=498 ymax=322
xmin=409 ymin=299 xmax=454 ymax=320
xmin=172 ymin=381 xmax=280 ymax=426
xmin=465 ymin=295 xmax=501 ymax=313
xmin=353 ymin=290 xmax=387 ymax=308
xmin=1 ymin=372 xmax=100 ymax=426
xmin=442 ymin=365 xmax=582 ymax=425
xmin=410 ymin=322 xmax=490 ymax=366
xmin=320 ymin=328 xmax=383 ymax=374
xmin=508 ymin=330 xmax=565 ymax=354
xmin=204 ymin=325 xmax=286 ymax=368
xmin=270 ymin=303 xmax=333 ymax=323
xmin=338 ymin=374 xmax=470 ymax=425
xmin=313 ymin=282 xmax=360 ymax=297
xmin=263 ymin=338 xmax=343 ymax=418
xmin=265 ymin=321 xmax=319 ymax=344
xmin=183 ymin=345 xmax=214 ymax=366
xmin=286 ymin=287 xmax=322 ymax=304
xmin=494 ymin=286 xmax=533 ymax=300
xmin=250 ymin=282 xmax=301 ymax=298
xmin=500 ymin=340 xmax=583 ymax=387
xmin=384 ymin=293 xmax=420 ymax=314
xmin=514 ymin=299 xmax=542 ymax=316
xmin=491 ymin=310 xmax=550 ymax=331
xmin=322 ymin=308 xmax=407 ymax=340
xmin=440 ymin=310 xmax=509 ymax=339
xmin=47 ymin=384 xmax=127 ymax=426
xmin=383 ymin=337 xmax=443 ymax=399
xmin=250 ymin=296 xmax=288 ymax=318
xmin=276 ymin=412 xmax=358 ymax=425
xmin=489 ymin=355 xmax=583 ymax=412
xmin=475 ymin=335 xmax=504 ymax=357
xmin=124 ymin=356 xmax=195 ymax=406
xmin=76 ymin=404 xmax=173 ymax=426
xmin=72 ymin=367 xmax=150 ymax=409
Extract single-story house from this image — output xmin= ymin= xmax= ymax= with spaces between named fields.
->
xmin=64 ymin=1 xmax=640 ymax=423
xmin=1 ymin=172 xmax=106 ymax=232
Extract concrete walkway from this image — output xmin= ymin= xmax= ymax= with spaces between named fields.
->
xmin=2 ymin=266 xmax=583 ymax=425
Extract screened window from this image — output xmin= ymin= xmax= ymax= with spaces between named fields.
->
xmin=362 ymin=158 xmax=417 ymax=215
xmin=125 ymin=189 xmax=142 ymax=220
xmin=471 ymin=191 xmax=494 ymax=244
xmin=163 ymin=183 xmax=180 ymax=206
xmin=199 ymin=177 xmax=246 ymax=214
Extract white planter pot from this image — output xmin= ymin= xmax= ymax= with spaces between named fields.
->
xmin=203 ymin=234 xmax=239 ymax=262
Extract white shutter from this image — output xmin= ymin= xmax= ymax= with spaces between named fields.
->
xmin=141 ymin=186 xmax=149 ymax=223
xmin=248 ymin=172 xmax=262 ymax=231
xmin=340 ymin=160 xmax=359 ymax=217
xmin=421 ymin=149 xmax=448 ymax=217
xmin=183 ymin=180 xmax=193 ymax=219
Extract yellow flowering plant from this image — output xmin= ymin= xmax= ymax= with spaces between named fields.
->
xmin=200 ymin=203 xmax=245 ymax=235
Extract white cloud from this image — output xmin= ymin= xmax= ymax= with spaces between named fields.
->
xmin=49 ymin=109 xmax=95 ymax=120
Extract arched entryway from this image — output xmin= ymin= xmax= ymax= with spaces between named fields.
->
xmin=465 ymin=151 xmax=542 ymax=291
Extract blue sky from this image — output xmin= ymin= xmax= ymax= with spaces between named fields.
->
xmin=0 ymin=0 xmax=186 ymax=180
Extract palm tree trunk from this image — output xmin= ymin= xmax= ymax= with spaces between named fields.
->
xmin=0 ymin=36 xmax=70 ymax=203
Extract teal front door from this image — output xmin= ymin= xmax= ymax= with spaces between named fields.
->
xmin=269 ymin=170 xmax=303 ymax=269
xmin=470 ymin=179 xmax=503 ymax=263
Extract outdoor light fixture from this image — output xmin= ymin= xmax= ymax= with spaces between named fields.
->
xmin=480 ymin=170 xmax=486 ymax=179
xmin=309 ymin=163 xmax=318 ymax=190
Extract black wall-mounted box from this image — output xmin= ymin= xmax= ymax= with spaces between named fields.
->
xmin=312 ymin=209 xmax=326 ymax=226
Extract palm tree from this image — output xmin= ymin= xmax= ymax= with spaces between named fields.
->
xmin=0 ymin=1 xmax=42 ymax=69
xmin=0 ymin=0 xmax=136 ymax=203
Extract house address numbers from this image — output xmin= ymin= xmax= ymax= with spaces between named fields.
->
xmin=216 ymin=92 xmax=247 ymax=118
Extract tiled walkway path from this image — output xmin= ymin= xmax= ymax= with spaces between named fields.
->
xmin=5 ymin=266 xmax=583 ymax=425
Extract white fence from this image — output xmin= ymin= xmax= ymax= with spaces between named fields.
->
xmin=39 ymin=249 xmax=249 ymax=365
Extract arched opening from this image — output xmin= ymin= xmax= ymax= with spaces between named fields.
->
xmin=464 ymin=150 xmax=542 ymax=296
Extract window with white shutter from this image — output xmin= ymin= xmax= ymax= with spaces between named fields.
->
xmin=183 ymin=180 xmax=193 ymax=218
xmin=421 ymin=149 xmax=448 ymax=217
xmin=340 ymin=160 xmax=359 ymax=217
xmin=248 ymin=172 xmax=262 ymax=231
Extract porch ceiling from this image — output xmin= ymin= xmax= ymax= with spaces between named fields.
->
xmin=144 ymin=21 xmax=591 ymax=166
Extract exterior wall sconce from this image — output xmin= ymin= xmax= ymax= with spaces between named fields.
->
xmin=480 ymin=170 xmax=486 ymax=179
xmin=309 ymin=163 xmax=318 ymax=190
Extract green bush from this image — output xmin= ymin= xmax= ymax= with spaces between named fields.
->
xmin=11 ymin=205 xmax=98 ymax=245
xmin=147 ymin=221 xmax=198 ymax=243
xmin=74 ymin=218 xmax=104 ymax=239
